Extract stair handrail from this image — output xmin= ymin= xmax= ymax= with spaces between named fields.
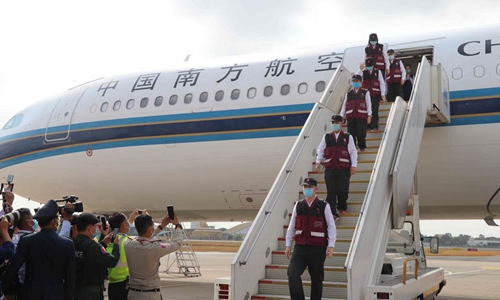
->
xmin=230 ymin=66 xmax=352 ymax=300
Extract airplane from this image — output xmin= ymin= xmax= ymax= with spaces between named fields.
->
xmin=0 ymin=23 xmax=499 ymax=221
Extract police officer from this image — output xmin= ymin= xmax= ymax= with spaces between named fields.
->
xmin=315 ymin=115 xmax=358 ymax=217
xmin=3 ymin=200 xmax=75 ymax=300
xmin=106 ymin=209 xmax=141 ymax=300
xmin=365 ymin=33 xmax=390 ymax=78
xmin=340 ymin=74 xmax=372 ymax=152
xmin=359 ymin=57 xmax=386 ymax=133
xmin=125 ymin=212 xmax=183 ymax=300
xmin=285 ymin=178 xmax=337 ymax=300
xmin=386 ymin=49 xmax=406 ymax=102
xmin=74 ymin=213 xmax=120 ymax=300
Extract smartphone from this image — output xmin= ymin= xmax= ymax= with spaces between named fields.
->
xmin=112 ymin=228 xmax=119 ymax=240
xmin=100 ymin=216 xmax=107 ymax=231
xmin=137 ymin=209 xmax=143 ymax=215
xmin=167 ymin=205 xmax=174 ymax=220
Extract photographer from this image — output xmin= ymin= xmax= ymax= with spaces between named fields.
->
xmin=74 ymin=213 xmax=119 ymax=300
xmin=2 ymin=208 xmax=36 ymax=299
xmin=2 ymin=200 xmax=75 ymax=300
xmin=0 ymin=217 xmax=15 ymax=300
xmin=106 ymin=209 xmax=141 ymax=300
xmin=125 ymin=211 xmax=183 ymax=300
xmin=58 ymin=202 xmax=75 ymax=238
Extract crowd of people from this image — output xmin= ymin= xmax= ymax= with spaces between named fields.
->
xmin=0 ymin=191 xmax=183 ymax=300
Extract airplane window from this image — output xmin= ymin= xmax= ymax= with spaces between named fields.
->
xmin=169 ymin=95 xmax=178 ymax=105
xmin=316 ymin=81 xmax=326 ymax=93
xmin=264 ymin=86 xmax=273 ymax=97
xmin=247 ymin=88 xmax=256 ymax=99
xmin=200 ymin=92 xmax=208 ymax=103
xmin=452 ymin=68 xmax=463 ymax=80
xmin=231 ymin=89 xmax=240 ymax=100
xmin=2 ymin=114 xmax=23 ymax=129
xmin=184 ymin=93 xmax=193 ymax=104
xmin=474 ymin=66 xmax=485 ymax=78
xmin=497 ymin=64 xmax=500 ymax=76
xmin=126 ymin=99 xmax=134 ymax=109
xmin=11 ymin=114 xmax=23 ymax=128
xmin=215 ymin=90 xmax=224 ymax=101
xmin=298 ymin=83 xmax=308 ymax=94
xmin=281 ymin=84 xmax=290 ymax=96
xmin=140 ymin=97 xmax=148 ymax=108
xmin=113 ymin=100 xmax=121 ymax=111
xmin=101 ymin=102 xmax=109 ymax=112
xmin=154 ymin=96 xmax=163 ymax=107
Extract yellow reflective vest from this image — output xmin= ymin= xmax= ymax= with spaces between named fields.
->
xmin=106 ymin=233 xmax=129 ymax=283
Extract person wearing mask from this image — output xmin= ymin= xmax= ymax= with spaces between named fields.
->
xmin=364 ymin=33 xmax=390 ymax=78
xmin=403 ymin=64 xmax=414 ymax=101
xmin=358 ymin=57 xmax=386 ymax=133
xmin=340 ymin=74 xmax=372 ymax=152
xmin=285 ymin=177 xmax=337 ymax=300
xmin=315 ymin=115 xmax=358 ymax=217
xmin=2 ymin=200 xmax=75 ymax=300
xmin=106 ymin=209 xmax=142 ymax=300
xmin=2 ymin=208 xmax=37 ymax=299
xmin=386 ymin=49 xmax=406 ymax=102
xmin=74 ymin=213 xmax=119 ymax=300
xmin=125 ymin=212 xmax=183 ymax=300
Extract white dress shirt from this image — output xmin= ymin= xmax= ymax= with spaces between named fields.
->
xmin=340 ymin=89 xmax=372 ymax=118
xmin=316 ymin=131 xmax=358 ymax=167
xmin=285 ymin=197 xmax=337 ymax=248
xmin=356 ymin=69 xmax=387 ymax=96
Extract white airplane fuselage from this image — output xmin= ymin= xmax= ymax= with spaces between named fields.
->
xmin=1 ymin=24 xmax=500 ymax=220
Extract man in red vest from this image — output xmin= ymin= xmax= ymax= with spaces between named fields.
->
xmin=285 ymin=177 xmax=337 ymax=300
xmin=315 ymin=115 xmax=358 ymax=217
xmin=358 ymin=57 xmax=386 ymax=133
xmin=365 ymin=33 xmax=390 ymax=78
xmin=386 ymin=49 xmax=406 ymax=102
xmin=340 ymin=74 xmax=372 ymax=152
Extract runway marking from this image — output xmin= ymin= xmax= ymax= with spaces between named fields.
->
xmin=481 ymin=266 xmax=500 ymax=270
xmin=445 ymin=269 xmax=484 ymax=276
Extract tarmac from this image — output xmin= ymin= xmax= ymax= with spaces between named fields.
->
xmin=105 ymin=252 xmax=500 ymax=300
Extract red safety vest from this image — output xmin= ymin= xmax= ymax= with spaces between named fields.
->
xmin=362 ymin=69 xmax=381 ymax=97
xmin=365 ymin=43 xmax=386 ymax=72
xmin=294 ymin=197 xmax=328 ymax=247
xmin=323 ymin=131 xmax=351 ymax=170
xmin=387 ymin=59 xmax=402 ymax=84
xmin=345 ymin=89 xmax=368 ymax=120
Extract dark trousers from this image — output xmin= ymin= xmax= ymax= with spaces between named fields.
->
xmin=325 ymin=168 xmax=351 ymax=213
xmin=108 ymin=280 xmax=129 ymax=300
xmin=387 ymin=82 xmax=402 ymax=102
xmin=369 ymin=95 xmax=381 ymax=130
xmin=288 ymin=244 xmax=327 ymax=300
xmin=75 ymin=285 xmax=104 ymax=300
xmin=347 ymin=119 xmax=367 ymax=149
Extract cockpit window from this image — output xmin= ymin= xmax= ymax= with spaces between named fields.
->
xmin=2 ymin=114 xmax=23 ymax=129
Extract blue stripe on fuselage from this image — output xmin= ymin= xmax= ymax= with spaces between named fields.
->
xmin=0 ymin=87 xmax=499 ymax=168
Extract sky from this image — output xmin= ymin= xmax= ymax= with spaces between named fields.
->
xmin=1 ymin=0 xmax=500 ymax=237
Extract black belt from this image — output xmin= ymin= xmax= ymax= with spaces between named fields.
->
xmin=128 ymin=287 xmax=161 ymax=292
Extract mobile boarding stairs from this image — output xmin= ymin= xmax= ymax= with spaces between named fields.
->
xmin=217 ymin=56 xmax=450 ymax=300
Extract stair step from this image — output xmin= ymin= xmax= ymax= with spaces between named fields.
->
xmin=265 ymin=264 xmax=347 ymax=282
xmin=252 ymin=294 xmax=346 ymax=300
xmin=272 ymin=250 xmax=349 ymax=267
xmin=308 ymin=171 xmax=373 ymax=181
xmin=258 ymin=279 xmax=347 ymax=299
xmin=278 ymin=238 xmax=353 ymax=253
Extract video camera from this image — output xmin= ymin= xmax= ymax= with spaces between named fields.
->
xmin=55 ymin=195 xmax=84 ymax=214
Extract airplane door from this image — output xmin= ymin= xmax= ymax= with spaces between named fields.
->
xmin=342 ymin=44 xmax=388 ymax=73
xmin=44 ymin=86 xmax=88 ymax=142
